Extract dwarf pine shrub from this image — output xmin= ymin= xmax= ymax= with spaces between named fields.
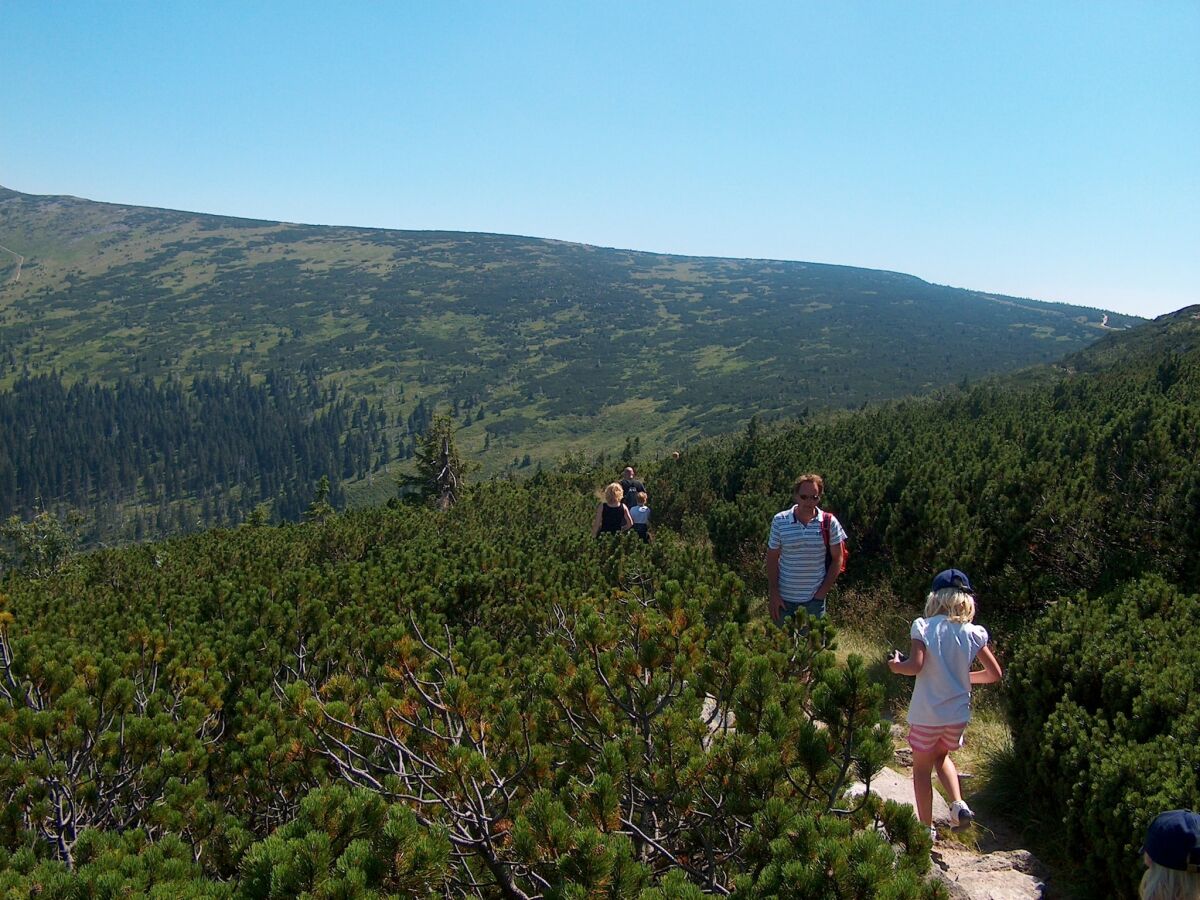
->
xmin=1007 ymin=575 xmax=1200 ymax=896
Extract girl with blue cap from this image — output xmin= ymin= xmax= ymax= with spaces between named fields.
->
xmin=888 ymin=568 xmax=1003 ymax=841
xmin=1140 ymin=809 xmax=1200 ymax=899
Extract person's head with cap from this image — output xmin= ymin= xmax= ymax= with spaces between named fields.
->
xmin=931 ymin=569 xmax=974 ymax=594
xmin=1140 ymin=810 xmax=1200 ymax=900
xmin=924 ymin=568 xmax=977 ymax=623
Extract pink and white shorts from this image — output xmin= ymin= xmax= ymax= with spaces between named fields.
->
xmin=907 ymin=722 xmax=967 ymax=754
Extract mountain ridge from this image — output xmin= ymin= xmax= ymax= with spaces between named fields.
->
xmin=0 ymin=184 xmax=1129 ymax=307
xmin=0 ymin=184 xmax=1141 ymax=482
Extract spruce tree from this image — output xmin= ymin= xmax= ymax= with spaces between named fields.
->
xmin=400 ymin=416 xmax=469 ymax=510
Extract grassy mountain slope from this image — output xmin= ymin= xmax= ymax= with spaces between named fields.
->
xmin=1061 ymin=303 xmax=1200 ymax=373
xmin=0 ymin=185 xmax=1137 ymax=475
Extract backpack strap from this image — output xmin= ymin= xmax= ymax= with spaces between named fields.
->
xmin=822 ymin=511 xmax=848 ymax=574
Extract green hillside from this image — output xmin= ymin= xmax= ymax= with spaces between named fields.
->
xmin=1 ymin=309 xmax=1197 ymax=896
xmin=0 ymin=185 xmax=1134 ymax=478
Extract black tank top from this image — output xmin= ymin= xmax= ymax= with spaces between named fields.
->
xmin=599 ymin=503 xmax=625 ymax=534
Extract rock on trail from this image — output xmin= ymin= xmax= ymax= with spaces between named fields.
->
xmin=701 ymin=695 xmax=1047 ymax=897
xmin=849 ymin=767 xmax=1047 ymax=900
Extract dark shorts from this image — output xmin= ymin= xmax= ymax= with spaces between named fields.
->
xmin=781 ymin=597 xmax=826 ymax=621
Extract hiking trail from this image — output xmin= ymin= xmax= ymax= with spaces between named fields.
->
xmin=0 ymin=244 xmax=25 ymax=284
xmin=850 ymin=727 xmax=1048 ymax=899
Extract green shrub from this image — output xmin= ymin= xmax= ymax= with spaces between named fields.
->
xmin=1007 ymin=575 xmax=1200 ymax=896
xmin=0 ymin=477 xmax=942 ymax=896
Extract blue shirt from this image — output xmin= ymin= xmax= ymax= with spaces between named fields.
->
xmin=768 ymin=506 xmax=846 ymax=604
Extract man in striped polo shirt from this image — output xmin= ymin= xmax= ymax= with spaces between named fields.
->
xmin=766 ymin=473 xmax=847 ymax=623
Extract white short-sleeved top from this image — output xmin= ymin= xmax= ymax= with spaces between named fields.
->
xmin=767 ymin=507 xmax=846 ymax=604
xmin=906 ymin=615 xmax=989 ymax=726
xmin=629 ymin=504 xmax=651 ymax=525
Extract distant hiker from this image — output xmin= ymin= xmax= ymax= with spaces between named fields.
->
xmin=766 ymin=473 xmax=846 ymax=623
xmin=1140 ymin=809 xmax=1200 ymax=899
xmin=619 ymin=467 xmax=646 ymax=510
xmin=671 ymin=451 xmax=681 ymax=462
xmin=593 ymin=483 xmax=633 ymax=537
xmin=888 ymin=569 xmax=1003 ymax=843
xmin=629 ymin=491 xmax=651 ymax=542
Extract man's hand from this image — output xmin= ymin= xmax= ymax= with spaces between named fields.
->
xmin=768 ymin=589 xmax=782 ymax=624
xmin=765 ymin=547 xmax=782 ymax=624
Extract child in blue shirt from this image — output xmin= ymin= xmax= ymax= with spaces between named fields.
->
xmin=629 ymin=491 xmax=651 ymax=542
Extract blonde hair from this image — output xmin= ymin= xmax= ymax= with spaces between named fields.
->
xmin=603 ymin=483 xmax=624 ymax=505
xmin=1141 ymin=861 xmax=1200 ymax=900
xmin=635 ymin=491 xmax=647 ymax=505
xmin=793 ymin=473 xmax=825 ymax=495
xmin=924 ymin=587 xmax=976 ymax=623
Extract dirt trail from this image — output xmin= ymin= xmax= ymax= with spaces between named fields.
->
xmin=703 ymin=695 xmax=1047 ymax=896
xmin=0 ymin=244 xmax=25 ymax=284
xmin=851 ymin=765 xmax=1048 ymax=899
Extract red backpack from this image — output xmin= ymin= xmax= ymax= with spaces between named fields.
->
xmin=820 ymin=511 xmax=848 ymax=574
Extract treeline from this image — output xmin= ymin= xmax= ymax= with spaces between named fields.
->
xmin=0 ymin=364 xmax=537 ymax=544
xmin=0 ymin=481 xmax=942 ymax=897
xmin=0 ymin=371 xmax=406 ymax=540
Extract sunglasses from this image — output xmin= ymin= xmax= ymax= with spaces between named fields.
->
xmin=796 ymin=494 xmax=820 ymax=500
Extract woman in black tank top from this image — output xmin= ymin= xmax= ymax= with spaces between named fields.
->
xmin=592 ymin=482 xmax=633 ymax=537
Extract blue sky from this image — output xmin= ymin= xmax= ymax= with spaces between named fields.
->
xmin=2 ymin=1 xmax=1196 ymax=318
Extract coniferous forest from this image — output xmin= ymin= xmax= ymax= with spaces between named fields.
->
xmin=0 ymin=308 xmax=1197 ymax=896
xmin=0 ymin=369 xmax=415 ymax=541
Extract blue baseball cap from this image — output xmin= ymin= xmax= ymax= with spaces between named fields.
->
xmin=931 ymin=569 xmax=974 ymax=594
xmin=1143 ymin=810 xmax=1200 ymax=872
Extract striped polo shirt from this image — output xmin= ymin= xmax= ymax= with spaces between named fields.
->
xmin=768 ymin=506 xmax=847 ymax=604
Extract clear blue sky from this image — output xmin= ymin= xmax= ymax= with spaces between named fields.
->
xmin=3 ymin=2 xmax=1196 ymax=318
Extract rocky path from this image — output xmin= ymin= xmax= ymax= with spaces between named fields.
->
xmin=849 ymin=766 xmax=1047 ymax=899
xmin=701 ymin=696 xmax=1047 ymax=897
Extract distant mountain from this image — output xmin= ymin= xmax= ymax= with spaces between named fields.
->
xmin=0 ymin=186 xmax=1138 ymax=469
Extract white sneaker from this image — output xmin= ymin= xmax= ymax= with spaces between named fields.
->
xmin=928 ymin=825 xmax=938 ymax=843
xmin=949 ymin=799 xmax=974 ymax=830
